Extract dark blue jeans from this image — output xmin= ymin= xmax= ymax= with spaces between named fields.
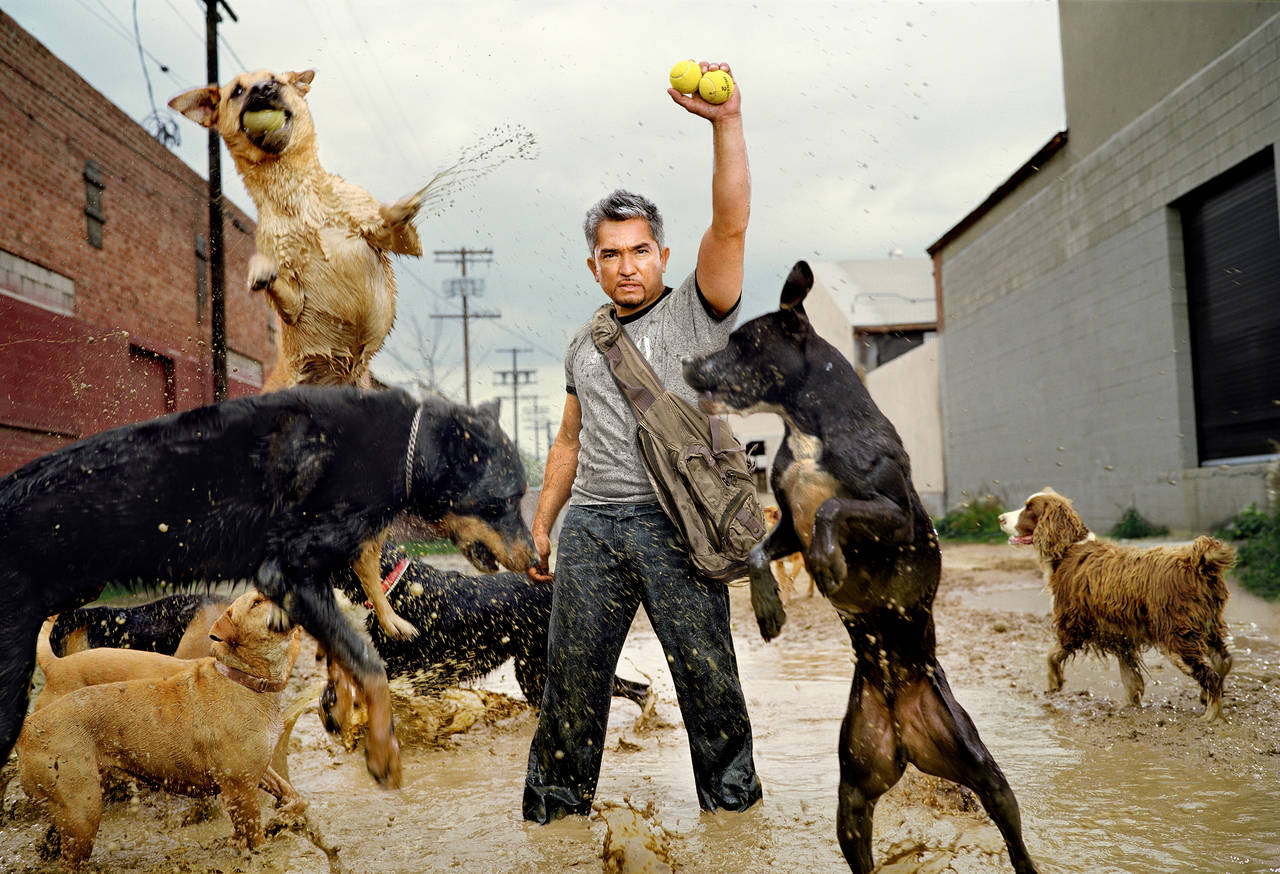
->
xmin=523 ymin=502 xmax=762 ymax=822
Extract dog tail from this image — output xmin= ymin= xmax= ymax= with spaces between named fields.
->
xmin=36 ymin=615 xmax=59 ymax=673
xmin=1191 ymin=535 xmax=1237 ymax=576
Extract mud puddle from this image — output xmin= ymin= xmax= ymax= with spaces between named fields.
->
xmin=2 ymin=544 xmax=1278 ymax=872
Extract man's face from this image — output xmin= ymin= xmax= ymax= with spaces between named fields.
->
xmin=587 ymin=217 xmax=670 ymax=315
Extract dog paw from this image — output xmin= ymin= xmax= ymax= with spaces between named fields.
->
xmin=378 ymin=611 xmax=419 ymax=641
xmin=248 ymin=252 xmax=279 ymax=292
xmin=749 ymin=573 xmax=787 ymax=642
xmin=365 ymin=733 xmax=403 ymax=789
xmin=809 ymin=548 xmax=847 ymax=597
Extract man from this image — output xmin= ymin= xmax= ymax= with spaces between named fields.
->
xmin=523 ymin=62 xmax=761 ymax=822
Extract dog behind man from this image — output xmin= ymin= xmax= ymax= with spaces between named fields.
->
xmin=1000 ymin=488 xmax=1234 ymax=720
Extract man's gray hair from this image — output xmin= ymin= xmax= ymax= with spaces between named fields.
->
xmin=583 ymin=189 xmax=665 ymax=254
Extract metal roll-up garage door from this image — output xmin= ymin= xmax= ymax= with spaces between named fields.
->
xmin=1180 ymin=147 xmax=1280 ymax=464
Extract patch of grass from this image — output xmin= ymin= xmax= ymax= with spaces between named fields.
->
xmin=398 ymin=539 xmax=459 ymax=556
xmin=1108 ymin=507 xmax=1169 ymax=539
xmin=1214 ymin=503 xmax=1273 ymax=541
xmin=934 ymin=494 xmax=1007 ymax=542
xmin=1216 ymin=504 xmax=1280 ymax=601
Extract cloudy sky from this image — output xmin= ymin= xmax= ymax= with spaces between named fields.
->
xmin=7 ymin=0 xmax=1065 ymax=452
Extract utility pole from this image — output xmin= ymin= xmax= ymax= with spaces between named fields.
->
xmin=204 ymin=0 xmax=236 ymax=401
xmin=494 ymin=348 xmax=534 ymax=452
xmin=522 ymin=396 xmax=551 ymax=459
xmin=431 ymin=247 xmax=498 ymax=405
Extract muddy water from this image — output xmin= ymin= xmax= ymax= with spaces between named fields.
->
xmin=2 ymin=543 xmax=1278 ymax=872
xmin=945 ymin=545 xmax=1280 ymax=874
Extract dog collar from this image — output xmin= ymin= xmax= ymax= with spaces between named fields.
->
xmin=364 ymin=556 xmax=411 ymax=608
xmin=405 ymin=404 xmax=423 ymax=498
xmin=216 ymin=661 xmax=288 ymax=693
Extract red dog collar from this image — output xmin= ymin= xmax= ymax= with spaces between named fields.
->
xmin=364 ymin=556 xmax=411 ymax=608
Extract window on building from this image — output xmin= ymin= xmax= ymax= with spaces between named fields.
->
xmin=0 ymin=249 xmax=74 ymax=315
xmin=83 ymin=160 xmax=105 ymax=249
xmin=227 ymin=349 xmax=263 ymax=389
xmin=854 ymin=327 xmax=933 ymax=371
xmin=1178 ymin=147 xmax=1280 ymax=464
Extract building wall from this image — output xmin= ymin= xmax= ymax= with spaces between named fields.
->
xmin=0 ymin=12 xmax=275 ymax=474
xmin=865 ymin=340 xmax=944 ymax=517
xmin=937 ymin=10 xmax=1279 ymax=532
xmin=1060 ymin=0 xmax=1276 ymax=156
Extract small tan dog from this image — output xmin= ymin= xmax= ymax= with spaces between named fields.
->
xmin=31 ymin=612 xmax=304 ymax=810
xmin=169 ymin=69 xmax=423 ymax=641
xmin=762 ymin=505 xmax=815 ymax=601
xmin=18 ymin=592 xmax=302 ymax=867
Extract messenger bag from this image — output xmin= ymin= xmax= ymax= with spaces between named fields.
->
xmin=590 ymin=304 xmax=766 ymax=582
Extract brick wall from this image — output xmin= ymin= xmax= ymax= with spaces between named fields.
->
xmin=937 ymin=12 xmax=1279 ymax=531
xmin=0 ymin=11 xmax=276 ymax=474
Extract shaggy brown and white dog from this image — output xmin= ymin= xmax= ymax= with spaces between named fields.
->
xmin=1000 ymin=488 xmax=1235 ymax=720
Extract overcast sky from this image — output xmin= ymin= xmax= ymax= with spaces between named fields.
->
xmin=7 ymin=0 xmax=1065 ymax=452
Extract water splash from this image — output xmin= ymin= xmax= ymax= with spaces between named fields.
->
xmin=411 ymin=124 xmax=539 ymax=218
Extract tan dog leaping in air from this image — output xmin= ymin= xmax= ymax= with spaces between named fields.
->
xmin=170 ymin=69 xmax=423 ymax=641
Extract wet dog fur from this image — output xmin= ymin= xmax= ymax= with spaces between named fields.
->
xmin=168 ymin=69 xmax=422 ymax=391
xmin=31 ymin=612 xmax=303 ymax=812
xmin=0 ymin=385 xmax=535 ymax=790
xmin=17 ymin=592 xmax=301 ymax=867
xmin=318 ymin=547 xmax=651 ymax=744
xmin=1000 ymin=488 xmax=1234 ymax=720
xmin=169 ymin=69 xmax=426 ymax=644
xmin=683 ymin=261 xmax=1038 ymax=874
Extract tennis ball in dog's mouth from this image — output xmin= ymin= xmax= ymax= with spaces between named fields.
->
xmin=242 ymin=109 xmax=286 ymax=136
xmin=697 ymin=69 xmax=734 ymax=105
xmin=669 ymin=60 xmax=702 ymax=95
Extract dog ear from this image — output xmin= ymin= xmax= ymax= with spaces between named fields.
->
xmin=475 ymin=399 xmax=501 ymax=423
xmin=779 ymin=260 xmax=814 ymax=313
xmin=286 ymin=70 xmax=316 ymax=96
xmin=168 ymin=85 xmax=222 ymax=128
xmin=1032 ymin=496 xmax=1089 ymax=562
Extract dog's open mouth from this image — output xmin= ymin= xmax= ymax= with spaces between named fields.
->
xmin=460 ymin=540 xmax=499 ymax=573
xmin=1008 ymin=534 xmax=1034 ymax=546
xmin=239 ymin=98 xmax=292 ymax=153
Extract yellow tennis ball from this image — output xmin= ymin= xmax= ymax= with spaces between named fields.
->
xmin=697 ymin=69 xmax=734 ymax=105
xmin=242 ymin=109 xmax=286 ymax=135
xmin=669 ymin=60 xmax=702 ymax=95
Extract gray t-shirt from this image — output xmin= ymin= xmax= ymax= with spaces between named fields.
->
xmin=565 ymin=270 xmax=739 ymax=505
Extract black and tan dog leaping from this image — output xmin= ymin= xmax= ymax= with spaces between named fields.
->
xmin=683 ymin=261 xmax=1037 ymax=874
xmin=0 ymin=385 xmax=535 ymax=789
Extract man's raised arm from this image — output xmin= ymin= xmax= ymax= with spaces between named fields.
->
xmin=668 ymin=61 xmax=749 ymax=318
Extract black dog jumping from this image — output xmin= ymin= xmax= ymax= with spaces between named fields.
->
xmin=683 ymin=261 xmax=1037 ymax=874
xmin=0 ymin=385 xmax=534 ymax=788
xmin=320 ymin=547 xmax=650 ymax=738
